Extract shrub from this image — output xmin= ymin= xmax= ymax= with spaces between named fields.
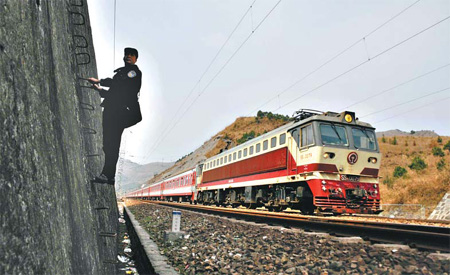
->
xmin=237 ymin=131 xmax=256 ymax=144
xmin=409 ymin=156 xmax=427 ymax=171
xmin=410 ymin=130 xmax=416 ymax=134
xmin=413 ymin=140 xmax=417 ymax=146
xmin=444 ymin=141 xmax=450 ymax=152
xmin=437 ymin=159 xmax=446 ymax=171
xmin=383 ymin=176 xmax=394 ymax=189
xmin=432 ymin=147 xmax=445 ymax=157
xmin=391 ymin=137 xmax=397 ymax=145
xmin=437 ymin=136 xmax=442 ymax=143
xmin=404 ymin=140 xmax=408 ymax=146
xmin=381 ymin=135 xmax=386 ymax=143
xmin=393 ymin=166 xmax=407 ymax=178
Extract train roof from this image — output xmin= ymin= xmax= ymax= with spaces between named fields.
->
xmin=210 ymin=110 xmax=374 ymax=160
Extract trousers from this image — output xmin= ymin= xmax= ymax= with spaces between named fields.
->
xmin=101 ymin=108 xmax=125 ymax=179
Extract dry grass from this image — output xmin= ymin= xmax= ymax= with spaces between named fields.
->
xmin=378 ymin=136 xmax=450 ymax=212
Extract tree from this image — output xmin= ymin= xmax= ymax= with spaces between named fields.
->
xmin=444 ymin=140 xmax=450 ymax=152
xmin=381 ymin=135 xmax=386 ymax=143
xmin=437 ymin=136 xmax=443 ymax=144
xmin=409 ymin=156 xmax=427 ymax=171
xmin=437 ymin=159 xmax=446 ymax=171
xmin=393 ymin=166 xmax=407 ymax=178
xmin=432 ymin=147 xmax=445 ymax=157
xmin=391 ymin=136 xmax=397 ymax=145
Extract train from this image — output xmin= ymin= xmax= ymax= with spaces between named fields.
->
xmin=125 ymin=110 xmax=382 ymax=215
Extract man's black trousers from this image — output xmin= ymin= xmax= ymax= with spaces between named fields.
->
xmin=101 ymin=108 xmax=125 ymax=179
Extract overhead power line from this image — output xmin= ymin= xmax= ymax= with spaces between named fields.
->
xmin=272 ymin=15 xmax=450 ymax=112
xmin=145 ymin=0 xmax=283 ymax=160
xmin=246 ymin=0 xmax=422 ymax=116
xmin=373 ymin=96 xmax=450 ymax=124
xmin=341 ymin=63 xmax=450 ymax=111
xmin=147 ymin=0 xmax=258 ymax=158
xmin=360 ymin=87 xmax=450 ymax=118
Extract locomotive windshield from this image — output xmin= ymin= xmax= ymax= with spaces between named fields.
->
xmin=352 ymin=128 xmax=377 ymax=150
xmin=320 ymin=123 xmax=348 ymax=146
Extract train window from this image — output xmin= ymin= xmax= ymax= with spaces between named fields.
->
xmin=271 ymin=137 xmax=277 ymax=148
xmin=352 ymin=128 xmax=377 ymax=150
xmin=301 ymin=125 xmax=314 ymax=147
xmin=224 ymin=156 xmax=227 ymax=164
xmin=243 ymin=148 xmax=247 ymax=157
xmin=256 ymin=143 xmax=261 ymax=153
xmin=228 ymin=155 xmax=231 ymax=162
xmin=220 ymin=157 xmax=223 ymax=165
xmin=249 ymin=146 xmax=254 ymax=155
xmin=233 ymin=152 xmax=236 ymax=160
xmin=320 ymin=123 xmax=348 ymax=146
xmin=238 ymin=150 xmax=242 ymax=159
xmin=263 ymin=140 xmax=268 ymax=150
xmin=280 ymin=133 xmax=286 ymax=145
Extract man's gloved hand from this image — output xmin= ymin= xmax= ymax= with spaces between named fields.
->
xmin=88 ymin=77 xmax=100 ymax=84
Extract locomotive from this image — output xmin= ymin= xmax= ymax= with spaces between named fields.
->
xmin=126 ymin=110 xmax=382 ymax=215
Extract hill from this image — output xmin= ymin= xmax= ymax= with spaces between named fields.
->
xmin=378 ymin=136 xmax=450 ymax=215
xmin=376 ymin=129 xmax=438 ymax=138
xmin=147 ymin=111 xmax=291 ymax=184
xmin=117 ymin=159 xmax=174 ymax=194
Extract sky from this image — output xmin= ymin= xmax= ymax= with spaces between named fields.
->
xmin=87 ymin=0 xmax=450 ymax=164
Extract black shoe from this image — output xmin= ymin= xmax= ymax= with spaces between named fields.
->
xmin=92 ymin=174 xmax=109 ymax=184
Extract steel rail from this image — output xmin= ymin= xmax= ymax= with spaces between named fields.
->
xmin=141 ymin=200 xmax=450 ymax=252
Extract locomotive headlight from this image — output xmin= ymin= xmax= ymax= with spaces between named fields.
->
xmin=368 ymin=157 xmax=377 ymax=164
xmin=337 ymin=188 xmax=342 ymax=193
xmin=322 ymin=186 xmax=327 ymax=191
xmin=321 ymin=180 xmax=326 ymax=185
xmin=344 ymin=114 xmax=353 ymax=123
xmin=373 ymin=184 xmax=378 ymax=189
xmin=323 ymin=153 xmax=329 ymax=159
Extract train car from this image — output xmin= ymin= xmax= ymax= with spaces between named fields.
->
xmin=149 ymin=181 xmax=163 ymax=200
xmin=196 ymin=110 xmax=381 ymax=215
xmin=161 ymin=169 xmax=196 ymax=203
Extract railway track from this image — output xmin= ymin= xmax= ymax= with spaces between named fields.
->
xmin=140 ymin=200 xmax=450 ymax=252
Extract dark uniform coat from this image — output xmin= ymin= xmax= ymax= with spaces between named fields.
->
xmin=99 ymin=64 xmax=142 ymax=179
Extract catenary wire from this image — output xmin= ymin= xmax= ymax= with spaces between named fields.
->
xmin=145 ymin=0 xmax=283 ymax=160
xmin=148 ymin=0 xmax=258 ymax=156
xmin=341 ymin=63 xmax=450 ymax=111
xmin=373 ymin=96 xmax=450 ymax=124
xmin=246 ymin=0 xmax=422 ymax=116
xmin=272 ymin=15 xmax=450 ymax=113
xmin=360 ymin=87 xmax=450 ymax=118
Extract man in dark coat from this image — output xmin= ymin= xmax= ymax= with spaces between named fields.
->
xmin=88 ymin=47 xmax=142 ymax=184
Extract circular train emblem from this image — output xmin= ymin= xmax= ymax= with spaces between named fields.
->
xmin=347 ymin=152 xmax=358 ymax=165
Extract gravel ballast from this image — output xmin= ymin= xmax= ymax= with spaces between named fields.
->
xmin=126 ymin=200 xmax=449 ymax=275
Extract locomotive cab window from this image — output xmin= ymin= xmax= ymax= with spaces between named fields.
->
xmin=352 ymin=128 xmax=377 ymax=150
xmin=301 ymin=124 xmax=314 ymax=147
xmin=320 ymin=123 xmax=348 ymax=146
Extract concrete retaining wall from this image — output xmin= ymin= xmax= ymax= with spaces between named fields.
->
xmin=0 ymin=1 xmax=118 ymax=274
